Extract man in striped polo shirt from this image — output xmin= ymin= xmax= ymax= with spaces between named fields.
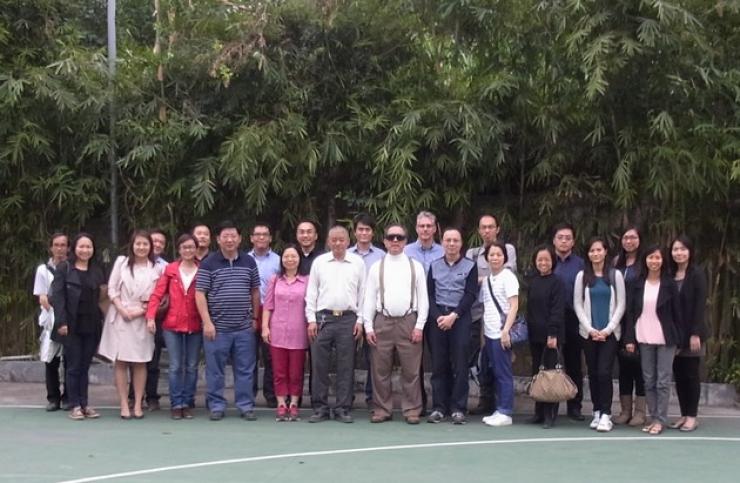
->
xmin=196 ymin=221 xmax=261 ymax=421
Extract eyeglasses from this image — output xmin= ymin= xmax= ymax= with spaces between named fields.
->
xmin=384 ymin=234 xmax=407 ymax=242
xmin=252 ymin=232 xmax=270 ymax=238
xmin=555 ymin=235 xmax=573 ymax=241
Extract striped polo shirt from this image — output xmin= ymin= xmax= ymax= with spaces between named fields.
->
xmin=196 ymin=250 xmax=260 ymax=332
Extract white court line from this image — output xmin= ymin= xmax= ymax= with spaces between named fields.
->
xmin=57 ymin=436 xmax=740 ymax=483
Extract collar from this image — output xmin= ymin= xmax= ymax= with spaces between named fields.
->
xmin=443 ymin=255 xmax=464 ymax=267
xmin=215 ymin=250 xmax=241 ymax=263
xmin=414 ymin=240 xmax=437 ymax=252
xmin=248 ymin=248 xmax=273 ymax=259
xmin=349 ymin=244 xmax=377 ymax=255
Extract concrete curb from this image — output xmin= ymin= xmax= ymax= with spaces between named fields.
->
xmin=1 ymin=359 xmax=737 ymax=408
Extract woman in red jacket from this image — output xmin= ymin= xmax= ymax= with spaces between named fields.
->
xmin=146 ymin=234 xmax=202 ymax=419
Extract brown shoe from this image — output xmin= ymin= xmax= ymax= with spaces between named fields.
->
xmin=171 ymin=408 xmax=183 ymax=420
xmin=370 ymin=413 xmax=391 ymax=423
xmin=182 ymin=408 xmax=194 ymax=419
xmin=405 ymin=415 xmax=420 ymax=425
xmin=83 ymin=407 xmax=100 ymax=419
xmin=68 ymin=406 xmax=85 ymax=420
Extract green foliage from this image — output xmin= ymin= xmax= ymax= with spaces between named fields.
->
xmin=0 ymin=0 xmax=738 ymax=377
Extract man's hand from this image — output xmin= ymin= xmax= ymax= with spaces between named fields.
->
xmin=57 ymin=325 xmax=68 ymax=337
xmin=146 ymin=319 xmax=156 ymax=335
xmin=203 ymin=321 xmax=216 ymax=341
xmin=546 ymin=336 xmax=557 ymax=349
xmin=40 ymin=294 xmax=51 ymax=311
xmin=410 ymin=328 xmax=423 ymax=344
xmin=366 ymin=331 xmax=377 ymax=346
xmin=689 ymin=335 xmax=701 ymax=353
xmin=307 ymin=322 xmax=318 ymax=343
xmin=353 ymin=323 xmax=363 ymax=341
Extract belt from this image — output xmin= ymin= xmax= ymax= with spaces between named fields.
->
xmin=438 ymin=305 xmax=456 ymax=314
xmin=318 ymin=309 xmax=356 ymax=317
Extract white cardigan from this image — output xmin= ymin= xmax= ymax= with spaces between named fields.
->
xmin=573 ymin=269 xmax=626 ymax=340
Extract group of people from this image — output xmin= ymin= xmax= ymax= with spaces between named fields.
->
xmin=34 ymin=212 xmax=707 ymax=435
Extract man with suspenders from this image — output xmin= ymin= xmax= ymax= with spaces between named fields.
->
xmin=363 ymin=223 xmax=429 ymax=424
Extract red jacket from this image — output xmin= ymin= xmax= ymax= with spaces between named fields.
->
xmin=146 ymin=260 xmax=202 ymax=333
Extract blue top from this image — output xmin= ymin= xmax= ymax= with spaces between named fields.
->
xmin=196 ymin=250 xmax=261 ymax=332
xmin=248 ymin=249 xmax=281 ymax=302
xmin=348 ymin=244 xmax=386 ymax=273
xmin=554 ymin=253 xmax=585 ymax=310
xmin=589 ymin=277 xmax=611 ymax=330
xmin=428 ymin=256 xmax=477 ymax=313
xmin=404 ymin=240 xmax=444 ymax=274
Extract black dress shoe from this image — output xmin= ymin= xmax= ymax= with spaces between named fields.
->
xmin=333 ymin=409 xmax=354 ymax=423
xmin=45 ymin=402 xmax=61 ymax=412
xmin=308 ymin=411 xmax=329 ymax=423
xmin=568 ymin=410 xmax=585 ymax=421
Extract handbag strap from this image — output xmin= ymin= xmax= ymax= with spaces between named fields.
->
xmin=539 ymin=346 xmax=565 ymax=371
xmin=486 ymin=276 xmax=506 ymax=319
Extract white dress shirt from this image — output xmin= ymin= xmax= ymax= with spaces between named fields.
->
xmin=305 ymin=251 xmax=366 ymax=324
xmin=363 ymin=253 xmax=429 ymax=332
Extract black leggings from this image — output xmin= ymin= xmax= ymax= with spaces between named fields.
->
xmin=618 ymin=350 xmax=645 ymax=397
xmin=583 ymin=335 xmax=618 ymax=415
xmin=673 ymin=356 xmax=701 ymax=417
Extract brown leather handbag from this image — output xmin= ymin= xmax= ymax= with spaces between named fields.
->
xmin=527 ymin=348 xmax=578 ymax=403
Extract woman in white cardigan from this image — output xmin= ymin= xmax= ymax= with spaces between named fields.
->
xmin=574 ymin=236 xmax=626 ymax=432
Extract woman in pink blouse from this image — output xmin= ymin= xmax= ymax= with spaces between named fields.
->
xmin=261 ymin=244 xmax=309 ymax=421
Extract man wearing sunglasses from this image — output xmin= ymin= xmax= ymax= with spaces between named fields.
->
xmin=363 ymin=224 xmax=428 ymax=424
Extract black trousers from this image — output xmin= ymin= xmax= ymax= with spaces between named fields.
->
xmin=65 ymin=331 xmax=97 ymax=408
xmin=45 ymin=355 xmax=67 ymax=404
xmin=427 ymin=307 xmax=471 ymax=415
xmin=583 ymin=335 xmax=618 ymax=415
xmin=253 ymin=336 xmax=275 ymax=402
xmin=618 ymin=349 xmax=645 ymax=397
xmin=563 ymin=309 xmax=584 ymax=412
xmin=530 ymin=342 xmax=561 ymax=419
xmin=674 ymin=356 xmax=701 ymax=417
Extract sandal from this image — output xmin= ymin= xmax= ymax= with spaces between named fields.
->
xmin=648 ymin=423 xmax=663 ymax=435
xmin=641 ymin=423 xmax=654 ymax=433
xmin=668 ymin=417 xmax=686 ymax=429
xmin=680 ymin=421 xmax=699 ymax=432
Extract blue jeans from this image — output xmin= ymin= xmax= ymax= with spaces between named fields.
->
xmin=485 ymin=337 xmax=514 ymax=415
xmin=203 ymin=328 xmax=256 ymax=414
xmin=162 ymin=330 xmax=202 ymax=409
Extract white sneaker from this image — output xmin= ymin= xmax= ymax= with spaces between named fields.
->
xmin=596 ymin=414 xmax=613 ymax=432
xmin=484 ymin=412 xmax=513 ymax=427
xmin=482 ymin=411 xmax=500 ymax=425
xmin=589 ymin=411 xmax=601 ymax=429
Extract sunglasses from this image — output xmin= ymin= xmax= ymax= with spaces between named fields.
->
xmin=384 ymin=234 xmax=407 ymax=242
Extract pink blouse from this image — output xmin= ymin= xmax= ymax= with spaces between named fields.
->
xmin=636 ymin=281 xmax=666 ymax=345
xmin=264 ymin=274 xmax=309 ymax=350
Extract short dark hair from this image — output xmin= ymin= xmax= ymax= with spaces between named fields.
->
xmin=478 ymin=213 xmax=500 ymax=227
xmin=49 ymin=232 xmax=69 ymax=247
xmin=296 ymin=219 xmax=319 ymax=232
xmin=191 ymin=223 xmax=211 ymax=235
xmin=150 ymin=228 xmax=167 ymax=239
xmin=485 ymin=240 xmax=509 ymax=264
xmin=531 ymin=244 xmax=557 ymax=272
xmin=552 ymin=222 xmax=576 ymax=239
xmin=176 ymin=233 xmax=198 ymax=250
xmin=216 ymin=220 xmax=241 ymax=236
xmin=280 ymin=244 xmax=300 ymax=276
xmin=251 ymin=222 xmax=272 ymax=235
xmin=353 ymin=213 xmax=377 ymax=231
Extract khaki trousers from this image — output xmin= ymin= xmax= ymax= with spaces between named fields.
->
xmin=369 ymin=313 xmax=422 ymax=418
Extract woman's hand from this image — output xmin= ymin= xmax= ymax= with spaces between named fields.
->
xmin=625 ymin=343 xmax=636 ymax=353
xmin=57 ymin=325 xmax=68 ymax=337
xmin=689 ymin=335 xmax=701 ymax=353
xmin=262 ymin=327 xmax=271 ymax=344
xmin=500 ymin=329 xmax=511 ymax=349
xmin=546 ymin=336 xmax=557 ymax=349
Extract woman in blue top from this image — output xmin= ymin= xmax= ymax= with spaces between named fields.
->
xmin=612 ymin=225 xmax=646 ymax=427
xmin=574 ymin=237 xmax=626 ymax=432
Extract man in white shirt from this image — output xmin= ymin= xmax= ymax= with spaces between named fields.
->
xmin=305 ymin=226 xmax=365 ymax=423
xmin=364 ymin=224 xmax=428 ymax=424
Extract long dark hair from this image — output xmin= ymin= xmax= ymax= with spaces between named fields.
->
xmin=68 ymin=232 xmax=98 ymax=267
xmin=126 ymin=230 xmax=156 ymax=274
xmin=280 ymin=244 xmax=300 ymax=276
xmin=640 ymin=243 xmax=668 ymax=279
xmin=668 ymin=234 xmax=696 ymax=275
xmin=583 ymin=236 xmax=611 ymax=288
xmin=614 ymin=225 xmax=643 ymax=279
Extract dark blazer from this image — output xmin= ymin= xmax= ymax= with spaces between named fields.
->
xmin=677 ymin=265 xmax=708 ymax=348
xmin=624 ymin=275 xmax=682 ymax=347
xmin=50 ymin=261 xmax=106 ymax=344
xmin=526 ymin=273 xmax=565 ymax=343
